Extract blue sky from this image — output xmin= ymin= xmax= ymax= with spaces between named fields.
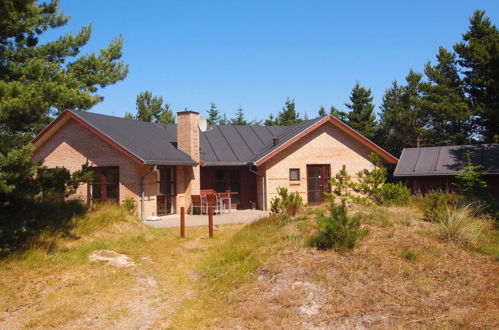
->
xmin=45 ymin=1 xmax=499 ymax=121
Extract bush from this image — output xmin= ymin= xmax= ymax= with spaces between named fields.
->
xmin=379 ymin=182 xmax=411 ymax=205
xmin=401 ymin=247 xmax=417 ymax=261
xmin=329 ymin=165 xmax=352 ymax=200
xmin=350 ymin=153 xmax=387 ymax=205
xmin=307 ymin=198 xmax=365 ymax=251
xmin=437 ymin=204 xmax=486 ymax=247
xmin=422 ymin=190 xmax=464 ymax=222
xmin=453 ymin=151 xmax=488 ymax=198
xmin=270 ymin=187 xmax=304 ymax=218
xmin=122 ymin=197 xmax=137 ymax=215
xmin=0 ymin=200 xmax=87 ymax=256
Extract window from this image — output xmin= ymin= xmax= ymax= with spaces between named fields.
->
xmin=289 ymin=168 xmax=300 ymax=181
xmin=157 ymin=167 xmax=176 ymax=215
xmin=158 ymin=167 xmax=175 ymax=196
xmin=88 ymin=167 xmax=119 ymax=204
xmin=215 ymin=169 xmax=226 ymax=193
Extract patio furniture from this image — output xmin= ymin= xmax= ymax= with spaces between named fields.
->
xmin=218 ymin=192 xmax=231 ymax=214
xmin=200 ymin=189 xmax=215 ymax=196
xmin=191 ymin=195 xmax=205 ymax=215
xmin=205 ymin=193 xmax=219 ymax=214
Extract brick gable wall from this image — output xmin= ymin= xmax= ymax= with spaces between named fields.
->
xmin=259 ymin=122 xmax=376 ymax=209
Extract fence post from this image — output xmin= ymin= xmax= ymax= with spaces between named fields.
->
xmin=208 ymin=207 xmax=213 ymax=238
xmin=180 ymin=206 xmax=185 ymax=238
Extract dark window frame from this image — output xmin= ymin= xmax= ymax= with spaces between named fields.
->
xmin=157 ymin=166 xmax=176 ymax=216
xmin=88 ymin=166 xmax=119 ymax=204
xmin=289 ymin=168 xmax=300 ymax=181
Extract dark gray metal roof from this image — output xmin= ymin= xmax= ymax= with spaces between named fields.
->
xmin=68 ymin=110 xmax=322 ymax=166
xmin=394 ymin=144 xmax=499 ymax=176
xmin=200 ymin=124 xmax=287 ymax=165
xmin=70 ymin=110 xmax=196 ymax=165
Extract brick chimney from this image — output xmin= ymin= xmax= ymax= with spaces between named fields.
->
xmin=176 ymin=111 xmax=201 ymax=207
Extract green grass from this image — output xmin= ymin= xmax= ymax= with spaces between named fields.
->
xmin=401 ymin=247 xmax=417 ymax=261
xmin=2 ymin=200 xmax=497 ymax=328
xmin=171 ymin=214 xmax=307 ymax=328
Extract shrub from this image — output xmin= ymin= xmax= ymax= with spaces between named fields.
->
xmin=437 ymin=204 xmax=486 ymax=247
xmin=453 ymin=151 xmax=488 ymax=198
xmin=422 ymin=190 xmax=464 ymax=222
xmin=401 ymin=247 xmax=417 ymax=261
xmin=329 ymin=165 xmax=352 ymax=200
xmin=379 ymin=182 xmax=411 ymax=205
xmin=349 ymin=153 xmax=388 ymax=205
xmin=121 ymin=197 xmax=137 ymax=215
xmin=307 ymin=198 xmax=365 ymax=251
xmin=0 ymin=200 xmax=87 ymax=256
xmin=270 ymin=187 xmax=303 ymax=218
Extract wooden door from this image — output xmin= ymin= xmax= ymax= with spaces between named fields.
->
xmin=307 ymin=165 xmax=331 ymax=205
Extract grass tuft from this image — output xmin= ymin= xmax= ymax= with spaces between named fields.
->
xmin=401 ymin=247 xmax=417 ymax=261
xmin=437 ymin=204 xmax=487 ymax=248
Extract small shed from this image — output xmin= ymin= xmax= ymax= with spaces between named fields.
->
xmin=394 ymin=144 xmax=499 ymax=198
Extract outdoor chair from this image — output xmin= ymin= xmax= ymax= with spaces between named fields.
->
xmin=218 ymin=192 xmax=231 ymax=214
xmin=191 ymin=195 xmax=205 ymax=215
xmin=205 ymin=194 xmax=219 ymax=215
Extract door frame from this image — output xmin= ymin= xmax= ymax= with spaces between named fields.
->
xmin=156 ymin=166 xmax=176 ymax=216
xmin=306 ymin=164 xmax=331 ymax=205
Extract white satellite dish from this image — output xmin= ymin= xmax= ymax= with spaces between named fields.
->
xmin=198 ymin=115 xmax=208 ymax=132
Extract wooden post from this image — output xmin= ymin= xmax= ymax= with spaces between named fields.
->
xmin=208 ymin=207 xmax=213 ymax=238
xmin=180 ymin=206 xmax=185 ymax=238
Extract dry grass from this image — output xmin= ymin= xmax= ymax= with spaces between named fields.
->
xmin=202 ymin=205 xmax=499 ymax=329
xmin=0 ymin=204 xmax=244 ymax=329
xmin=1 ymin=203 xmax=497 ymax=328
xmin=437 ymin=204 xmax=489 ymax=247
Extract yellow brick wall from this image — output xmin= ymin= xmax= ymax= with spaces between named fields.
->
xmin=33 ymin=118 xmax=164 ymax=218
xmin=260 ymin=122 xmax=376 ymax=209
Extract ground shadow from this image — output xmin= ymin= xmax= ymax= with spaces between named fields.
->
xmin=0 ymin=200 xmax=87 ymax=257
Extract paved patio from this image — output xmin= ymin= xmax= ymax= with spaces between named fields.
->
xmin=144 ymin=209 xmax=270 ymax=228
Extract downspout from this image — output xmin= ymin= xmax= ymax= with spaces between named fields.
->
xmin=141 ymin=165 xmax=158 ymax=222
xmin=248 ymin=163 xmax=266 ymax=211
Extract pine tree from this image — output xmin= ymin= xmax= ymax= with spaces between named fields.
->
xmin=377 ymin=70 xmax=425 ymax=156
xmin=0 ymin=0 xmax=128 ymax=198
xmin=130 ymin=91 xmax=174 ymax=124
xmin=344 ymin=82 xmax=377 ymax=139
xmin=207 ymin=103 xmax=221 ymax=125
xmin=264 ymin=114 xmax=278 ymax=126
xmin=157 ymin=104 xmax=175 ymax=124
xmin=277 ymin=98 xmax=302 ymax=125
xmin=231 ymin=105 xmax=248 ymax=125
xmin=420 ymin=47 xmax=471 ymax=145
xmin=318 ymin=106 xmax=327 ymax=117
xmin=330 ymin=105 xmax=347 ymax=121
xmin=219 ymin=113 xmax=229 ymax=125
xmin=454 ymin=10 xmax=499 ymax=143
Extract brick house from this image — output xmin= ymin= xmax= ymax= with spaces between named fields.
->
xmin=32 ymin=110 xmax=397 ymax=218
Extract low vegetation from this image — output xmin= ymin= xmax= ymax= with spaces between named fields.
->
xmin=307 ymin=198 xmax=365 ymax=251
xmin=270 ymin=186 xmax=304 ymax=218
xmin=1 ymin=167 xmax=497 ymax=327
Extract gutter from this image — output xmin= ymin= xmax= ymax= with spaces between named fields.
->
xmin=248 ymin=163 xmax=266 ymax=211
xmin=140 ymin=165 xmax=158 ymax=222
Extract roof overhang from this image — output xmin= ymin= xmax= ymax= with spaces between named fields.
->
xmin=143 ymin=160 xmax=197 ymax=166
xmin=32 ymin=110 xmax=197 ymax=167
xmin=254 ymin=115 xmax=398 ymax=166
xmin=201 ymin=161 xmax=250 ymax=167
xmin=32 ymin=110 xmax=145 ymax=165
